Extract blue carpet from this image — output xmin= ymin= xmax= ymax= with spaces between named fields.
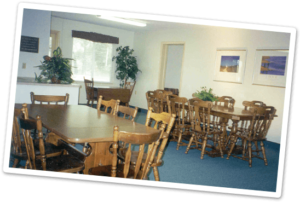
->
xmin=9 ymin=110 xmax=280 ymax=192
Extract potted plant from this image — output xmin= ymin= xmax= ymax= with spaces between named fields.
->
xmin=112 ymin=46 xmax=141 ymax=87
xmin=193 ymin=86 xmax=219 ymax=102
xmin=35 ymin=47 xmax=74 ymax=84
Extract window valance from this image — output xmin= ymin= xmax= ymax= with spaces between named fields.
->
xmin=72 ymin=30 xmax=119 ymax=44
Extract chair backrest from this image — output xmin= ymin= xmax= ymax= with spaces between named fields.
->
xmin=84 ymin=77 xmax=94 ymax=100
xmin=145 ymin=107 xmax=176 ymax=165
xmin=254 ymin=106 xmax=276 ymax=140
xmin=97 ymin=95 xmax=120 ymax=115
xmin=189 ymin=99 xmax=214 ymax=133
xmin=214 ymin=96 xmax=235 ymax=108
xmin=154 ymin=89 xmax=173 ymax=100
xmin=30 ymin=92 xmax=69 ymax=105
xmin=243 ymin=100 xmax=266 ymax=110
xmin=116 ymin=106 xmax=138 ymax=122
xmin=146 ymin=91 xmax=164 ymax=113
xmin=169 ymin=95 xmax=189 ymax=125
xmin=19 ymin=108 xmax=41 ymax=170
xmin=11 ymin=108 xmax=23 ymax=156
xmin=111 ymin=125 xmax=161 ymax=179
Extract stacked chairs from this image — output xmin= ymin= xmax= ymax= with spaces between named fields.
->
xmin=185 ymin=99 xmax=223 ymax=159
xmin=227 ymin=101 xmax=276 ymax=167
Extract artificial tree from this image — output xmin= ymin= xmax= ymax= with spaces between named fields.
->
xmin=112 ymin=46 xmax=141 ymax=87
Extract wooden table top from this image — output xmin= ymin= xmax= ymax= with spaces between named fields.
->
xmin=15 ymin=104 xmax=159 ymax=144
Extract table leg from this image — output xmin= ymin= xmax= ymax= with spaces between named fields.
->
xmin=83 ymin=142 xmax=114 ymax=174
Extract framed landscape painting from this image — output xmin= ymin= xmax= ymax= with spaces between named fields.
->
xmin=213 ymin=49 xmax=247 ymax=83
xmin=252 ymin=49 xmax=289 ymax=87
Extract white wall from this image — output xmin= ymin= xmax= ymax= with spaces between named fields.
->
xmin=18 ymin=9 xmax=51 ymax=78
xmin=51 ymin=16 xmax=135 ymax=104
xmin=131 ymin=26 xmax=290 ymax=143
xmin=164 ymin=44 xmax=184 ymax=89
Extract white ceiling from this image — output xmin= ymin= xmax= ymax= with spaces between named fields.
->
xmin=51 ymin=11 xmax=200 ymax=32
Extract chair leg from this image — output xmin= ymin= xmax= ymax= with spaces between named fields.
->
xmin=242 ymin=139 xmax=247 ymax=160
xmin=217 ymin=136 xmax=223 ymax=158
xmin=201 ymin=135 xmax=207 ymax=159
xmin=226 ymin=136 xmax=237 ymax=160
xmin=176 ymin=129 xmax=183 ymax=150
xmin=185 ymin=133 xmax=195 ymax=154
xmin=254 ymin=141 xmax=260 ymax=156
xmin=260 ymin=141 xmax=268 ymax=166
xmin=87 ymin=100 xmax=90 ymax=106
xmin=248 ymin=141 xmax=252 ymax=167
xmin=12 ymin=158 xmax=20 ymax=168
xmin=153 ymin=166 xmax=160 ymax=181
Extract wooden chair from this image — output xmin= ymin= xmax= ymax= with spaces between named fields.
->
xmin=19 ymin=110 xmax=87 ymax=172
xmin=88 ymin=125 xmax=161 ymax=179
xmin=84 ymin=77 xmax=97 ymax=107
xmin=168 ymin=95 xmax=192 ymax=150
xmin=30 ymin=92 xmax=69 ymax=105
xmin=118 ymin=107 xmax=176 ymax=181
xmin=214 ymin=96 xmax=235 ymax=108
xmin=116 ymin=105 xmax=138 ymax=122
xmin=97 ymin=95 xmax=120 ymax=115
xmin=154 ymin=89 xmax=173 ymax=112
xmin=185 ymin=99 xmax=223 ymax=159
xmin=146 ymin=91 xmax=164 ymax=113
xmin=10 ymin=108 xmax=27 ymax=168
xmin=227 ymin=105 xmax=276 ymax=167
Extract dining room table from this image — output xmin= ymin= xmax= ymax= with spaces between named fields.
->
xmin=14 ymin=103 xmax=160 ymax=174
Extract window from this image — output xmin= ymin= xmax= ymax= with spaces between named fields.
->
xmin=72 ymin=38 xmax=113 ymax=82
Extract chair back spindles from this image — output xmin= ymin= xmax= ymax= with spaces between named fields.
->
xmin=214 ymin=96 xmax=235 ymax=108
xmin=117 ymin=106 xmax=138 ymax=121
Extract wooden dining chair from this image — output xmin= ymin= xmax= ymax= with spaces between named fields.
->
xmin=168 ymin=95 xmax=192 ymax=150
xmin=19 ymin=110 xmax=87 ymax=172
xmin=30 ymin=92 xmax=69 ymax=105
xmin=154 ymin=89 xmax=173 ymax=112
xmin=185 ymin=99 xmax=223 ymax=159
xmin=117 ymin=107 xmax=176 ymax=181
xmin=146 ymin=91 xmax=164 ymax=113
xmin=214 ymin=96 xmax=235 ymax=108
xmin=10 ymin=108 xmax=27 ymax=168
xmin=97 ymin=95 xmax=120 ymax=115
xmin=116 ymin=105 xmax=138 ymax=122
xmin=88 ymin=125 xmax=161 ymax=179
xmin=227 ymin=105 xmax=276 ymax=167
xmin=84 ymin=77 xmax=97 ymax=107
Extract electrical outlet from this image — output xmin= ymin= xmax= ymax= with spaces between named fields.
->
xmin=22 ymin=63 xmax=26 ymax=69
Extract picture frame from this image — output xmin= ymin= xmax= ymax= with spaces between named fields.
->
xmin=252 ymin=49 xmax=289 ymax=87
xmin=213 ymin=49 xmax=247 ymax=83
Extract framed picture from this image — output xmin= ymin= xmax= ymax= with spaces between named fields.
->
xmin=213 ymin=49 xmax=247 ymax=83
xmin=252 ymin=49 xmax=289 ymax=87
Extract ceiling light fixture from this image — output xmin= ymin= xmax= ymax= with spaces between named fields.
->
xmin=97 ymin=15 xmax=146 ymax=27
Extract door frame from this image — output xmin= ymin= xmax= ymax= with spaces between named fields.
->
xmin=158 ymin=42 xmax=185 ymax=96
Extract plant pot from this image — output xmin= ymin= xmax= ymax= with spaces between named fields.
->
xmin=51 ymin=77 xmax=61 ymax=84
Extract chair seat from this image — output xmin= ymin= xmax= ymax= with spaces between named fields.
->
xmin=35 ymin=155 xmax=85 ymax=172
xmin=88 ymin=164 xmax=142 ymax=178
xmin=33 ymin=140 xmax=63 ymax=157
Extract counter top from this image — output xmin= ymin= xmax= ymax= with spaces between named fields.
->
xmin=17 ymin=77 xmax=81 ymax=87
